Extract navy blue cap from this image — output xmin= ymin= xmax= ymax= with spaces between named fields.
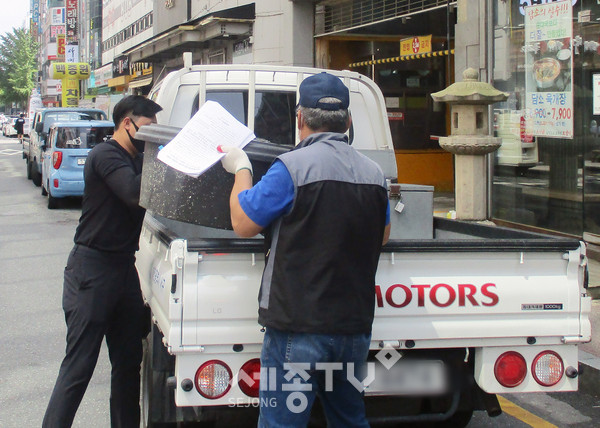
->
xmin=298 ymin=72 xmax=350 ymax=111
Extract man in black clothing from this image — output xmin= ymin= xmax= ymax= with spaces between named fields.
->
xmin=14 ymin=113 xmax=25 ymax=143
xmin=43 ymin=95 xmax=162 ymax=428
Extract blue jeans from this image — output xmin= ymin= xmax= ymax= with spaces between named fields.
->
xmin=258 ymin=327 xmax=371 ymax=428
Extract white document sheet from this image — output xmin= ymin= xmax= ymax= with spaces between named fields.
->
xmin=156 ymin=100 xmax=255 ymax=177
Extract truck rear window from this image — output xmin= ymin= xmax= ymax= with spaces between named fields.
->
xmin=55 ymin=126 xmax=114 ymax=149
xmin=254 ymin=92 xmax=296 ymax=146
xmin=207 ymin=92 xmax=247 ymax=125
xmin=189 ymin=91 xmax=296 ymax=147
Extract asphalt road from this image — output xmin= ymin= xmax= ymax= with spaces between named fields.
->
xmin=0 ymin=136 xmax=111 ymax=427
xmin=0 ymin=135 xmax=598 ymax=427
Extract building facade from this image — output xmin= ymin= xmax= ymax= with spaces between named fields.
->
xmin=124 ymin=1 xmax=313 ymax=75
xmin=35 ymin=0 xmax=66 ymax=106
xmin=28 ymin=0 xmax=598 ymax=242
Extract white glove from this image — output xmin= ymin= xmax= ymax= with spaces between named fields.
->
xmin=219 ymin=145 xmax=253 ymax=175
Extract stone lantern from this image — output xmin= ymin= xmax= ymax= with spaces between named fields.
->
xmin=431 ymin=68 xmax=508 ymax=221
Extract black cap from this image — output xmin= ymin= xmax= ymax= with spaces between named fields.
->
xmin=298 ymin=72 xmax=350 ymax=111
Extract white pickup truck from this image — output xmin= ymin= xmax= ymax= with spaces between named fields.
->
xmin=135 ymin=62 xmax=592 ymax=427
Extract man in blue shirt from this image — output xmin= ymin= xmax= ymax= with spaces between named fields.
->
xmin=220 ymin=72 xmax=390 ymax=427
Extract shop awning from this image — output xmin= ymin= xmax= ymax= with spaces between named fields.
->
xmin=108 ymin=75 xmax=131 ymax=87
xmin=125 ymin=18 xmax=253 ymax=63
xmin=96 ymin=85 xmax=113 ymax=95
xmin=128 ymin=76 xmax=153 ymax=89
xmin=348 ymin=49 xmax=454 ymax=68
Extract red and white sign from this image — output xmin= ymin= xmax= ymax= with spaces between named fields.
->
xmin=51 ymin=7 xmax=65 ymax=25
xmin=401 ymin=35 xmax=432 ymax=56
xmin=94 ymin=63 xmax=113 ymax=87
xmin=50 ymin=25 xmax=65 ymax=39
xmin=387 ymin=112 xmax=405 ymax=121
xmin=520 ymin=116 xmax=534 ymax=143
xmin=412 ymin=38 xmax=420 ymax=53
xmin=46 ymin=42 xmax=57 ymax=61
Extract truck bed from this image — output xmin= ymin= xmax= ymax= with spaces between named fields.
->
xmin=137 ymin=212 xmax=590 ymax=402
xmin=146 ymin=213 xmax=582 ymax=253
xmin=141 ymin=213 xmax=586 ymax=344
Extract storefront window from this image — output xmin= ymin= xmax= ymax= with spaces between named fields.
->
xmin=375 ymin=56 xmax=448 ymax=151
xmin=320 ymin=4 xmax=456 ymax=191
xmin=492 ymin=0 xmax=600 ymax=239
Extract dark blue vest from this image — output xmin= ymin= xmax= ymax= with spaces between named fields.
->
xmin=258 ymin=133 xmax=388 ymax=334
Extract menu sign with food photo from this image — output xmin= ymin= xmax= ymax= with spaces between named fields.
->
xmin=524 ymin=0 xmax=573 ymax=139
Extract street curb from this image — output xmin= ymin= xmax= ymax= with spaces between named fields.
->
xmin=578 ymin=361 xmax=600 ymax=398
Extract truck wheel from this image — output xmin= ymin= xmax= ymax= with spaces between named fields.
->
xmin=141 ymin=326 xmax=177 ymax=428
xmin=41 ymin=182 xmax=48 ymax=196
xmin=26 ymin=159 xmax=32 ymax=180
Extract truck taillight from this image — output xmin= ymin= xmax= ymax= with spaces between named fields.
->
xmin=494 ymin=351 xmax=527 ymax=387
xmin=195 ymin=360 xmax=232 ymax=399
xmin=532 ymin=351 xmax=563 ymax=387
xmin=53 ymin=151 xmax=63 ymax=169
xmin=238 ymin=359 xmax=261 ymax=397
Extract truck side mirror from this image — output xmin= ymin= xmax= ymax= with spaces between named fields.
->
xmin=35 ymin=122 xmax=43 ymax=133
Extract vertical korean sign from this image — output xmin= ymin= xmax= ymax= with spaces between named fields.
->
xmin=62 ymin=79 xmax=80 ymax=107
xmin=57 ymin=34 xmax=66 ymax=61
xmin=66 ymin=0 xmax=77 ymax=42
xmin=51 ymin=63 xmax=90 ymax=108
xmin=31 ymin=0 xmax=40 ymax=38
xmin=524 ymin=1 xmax=573 ymax=138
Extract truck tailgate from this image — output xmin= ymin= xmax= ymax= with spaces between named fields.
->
xmin=374 ymin=248 xmax=585 ymax=346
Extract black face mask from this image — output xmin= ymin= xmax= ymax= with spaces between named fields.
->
xmin=126 ymin=118 xmax=145 ymax=153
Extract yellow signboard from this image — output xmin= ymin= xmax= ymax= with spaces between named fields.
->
xmin=400 ymin=35 xmax=432 ymax=56
xmin=51 ymin=63 xmax=91 ymax=80
xmin=61 ymin=78 xmax=79 ymax=107
xmin=57 ymin=34 xmax=66 ymax=61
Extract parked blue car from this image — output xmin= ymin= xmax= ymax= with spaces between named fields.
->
xmin=41 ymin=120 xmax=114 ymax=209
xmin=28 ymin=108 xmax=108 ymax=186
